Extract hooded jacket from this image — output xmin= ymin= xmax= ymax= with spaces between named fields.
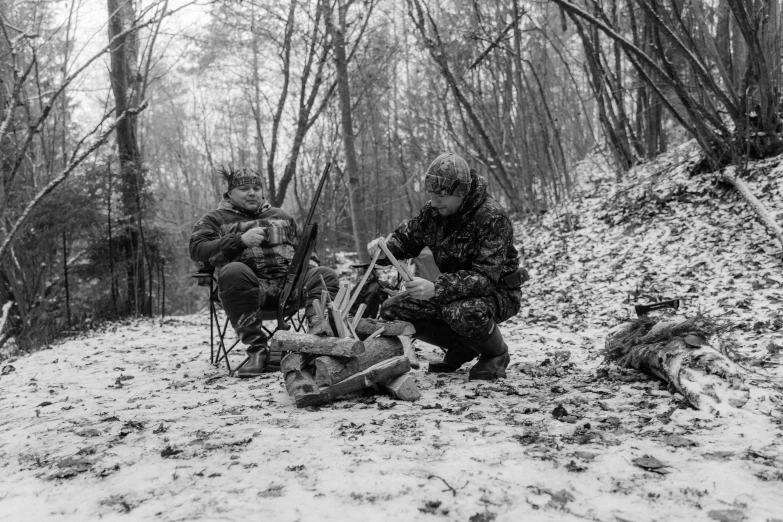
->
xmin=384 ymin=170 xmax=522 ymax=319
xmin=190 ymin=198 xmax=306 ymax=296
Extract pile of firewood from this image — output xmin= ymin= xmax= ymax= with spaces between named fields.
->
xmin=271 ymin=237 xmax=421 ymax=408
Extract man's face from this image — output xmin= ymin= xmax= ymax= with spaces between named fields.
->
xmin=428 ymin=191 xmax=464 ymax=217
xmin=228 ymin=184 xmax=264 ymax=211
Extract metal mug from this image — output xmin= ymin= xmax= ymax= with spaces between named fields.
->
xmin=266 ymin=226 xmax=284 ymax=246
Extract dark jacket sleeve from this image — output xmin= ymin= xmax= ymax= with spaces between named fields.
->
xmin=431 ymin=214 xmax=514 ymax=304
xmin=189 ymin=212 xmax=246 ymax=268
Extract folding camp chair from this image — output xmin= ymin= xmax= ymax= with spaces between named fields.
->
xmin=192 ymin=232 xmax=317 ymax=375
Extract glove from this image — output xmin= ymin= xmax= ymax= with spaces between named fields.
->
xmin=367 ymin=237 xmax=387 ymax=259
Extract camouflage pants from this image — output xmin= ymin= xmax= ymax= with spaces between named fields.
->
xmin=380 ymin=294 xmax=497 ymax=338
xmin=217 ymin=261 xmax=339 ymax=337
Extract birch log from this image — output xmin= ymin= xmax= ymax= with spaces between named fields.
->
xmin=605 ymin=317 xmax=749 ymax=412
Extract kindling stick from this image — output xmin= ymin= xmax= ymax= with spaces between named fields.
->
xmin=366 ymin=327 xmax=385 ymax=340
xmin=377 ymin=240 xmax=413 ymax=282
xmin=329 ymin=303 xmax=347 ymax=338
xmin=343 ymin=233 xmax=392 ymax=318
xmin=312 ymin=299 xmax=325 ymax=322
xmin=351 ymin=304 xmax=366 ymax=330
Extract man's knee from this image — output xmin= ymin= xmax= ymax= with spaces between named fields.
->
xmin=441 ymin=300 xmax=494 ymax=338
xmin=217 ymin=263 xmax=260 ymax=317
xmin=217 ymin=262 xmax=257 ymax=290
xmin=305 ymin=266 xmax=339 ymax=294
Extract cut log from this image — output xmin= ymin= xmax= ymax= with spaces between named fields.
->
xmin=353 ymin=318 xmax=415 ymax=337
xmin=284 ymin=369 xmax=320 ymax=404
xmin=280 ymin=352 xmax=317 ymax=374
xmin=270 ymin=330 xmax=364 ymax=357
xmin=313 ymin=336 xmax=404 ymax=387
xmin=382 ymin=373 xmax=421 ymax=401
xmin=605 ymin=317 xmax=750 ymax=412
xmin=295 ymin=356 xmax=411 ymax=408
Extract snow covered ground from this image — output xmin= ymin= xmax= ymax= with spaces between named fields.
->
xmin=1 ymin=144 xmax=782 ymax=521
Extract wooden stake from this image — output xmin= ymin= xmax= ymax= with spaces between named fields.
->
xmin=312 ymin=299 xmax=324 ymax=322
xmin=378 ymin=239 xmax=413 ymax=282
xmin=350 ymin=304 xmax=366 ymax=330
xmin=366 ymin=327 xmax=385 ymax=340
xmin=343 ymin=233 xmax=391 ymax=317
xmin=333 ymin=284 xmax=348 ymax=312
xmin=329 ymin=303 xmax=348 ymax=338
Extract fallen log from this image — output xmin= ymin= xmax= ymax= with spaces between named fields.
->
xmin=605 ymin=316 xmax=750 ymax=412
xmin=313 ymin=336 xmax=404 ymax=387
xmin=270 ymin=330 xmax=364 ymax=357
xmin=382 ymin=373 xmax=421 ymax=401
xmin=720 ymin=166 xmax=783 ymax=248
xmin=353 ymin=318 xmax=415 ymax=338
xmin=294 ymin=356 xmax=411 ymax=408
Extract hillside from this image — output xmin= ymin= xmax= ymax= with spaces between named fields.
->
xmin=1 ymin=143 xmax=782 ymax=522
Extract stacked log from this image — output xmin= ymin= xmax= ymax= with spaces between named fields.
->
xmin=271 ymin=319 xmax=421 ymax=408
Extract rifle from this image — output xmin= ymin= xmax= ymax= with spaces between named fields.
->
xmin=277 ymin=162 xmax=332 ymax=330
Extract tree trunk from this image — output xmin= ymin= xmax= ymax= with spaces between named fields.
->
xmin=107 ymin=0 xmax=147 ymax=315
xmin=325 ymin=0 xmax=369 ymax=263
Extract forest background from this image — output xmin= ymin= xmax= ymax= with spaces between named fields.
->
xmin=1 ymin=0 xmax=781 ymax=355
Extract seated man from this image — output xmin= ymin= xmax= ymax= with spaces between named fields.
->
xmin=190 ymin=166 xmax=339 ymax=377
xmin=368 ymin=152 xmax=525 ymax=381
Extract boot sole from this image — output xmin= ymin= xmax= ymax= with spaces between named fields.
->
xmin=427 ymin=363 xmax=462 ymax=373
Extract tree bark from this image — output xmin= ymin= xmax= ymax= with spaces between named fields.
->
xmin=313 ymin=335 xmax=404 ymax=387
xmin=324 ymin=0 xmax=370 ymax=263
xmin=107 ymin=0 xmax=147 ymax=315
xmin=605 ymin=317 xmax=749 ymax=412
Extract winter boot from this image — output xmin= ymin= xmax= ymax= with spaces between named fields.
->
xmin=428 ymin=345 xmax=480 ymax=373
xmin=237 ymin=347 xmax=269 ymax=378
xmin=234 ymin=310 xmax=270 ymax=378
xmin=411 ymin=320 xmax=479 ymax=373
xmin=464 ymin=324 xmax=510 ymax=381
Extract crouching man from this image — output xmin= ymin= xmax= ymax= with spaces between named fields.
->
xmin=190 ymin=166 xmax=339 ymax=377
xmin=369 ymin=152 xmax=525 ymax=380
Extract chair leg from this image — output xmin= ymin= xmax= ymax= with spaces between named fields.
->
xmin=209 ymin=301 xmax=222 ymax=365
xmin=214 ymin=315 xmax=240 ymax=374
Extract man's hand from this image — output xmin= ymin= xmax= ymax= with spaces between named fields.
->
xmin=367 ymin=237 xmax=387 ymax=259
xmin=241 ymin=227 xmax=268 ymax=247
xmin=404 ymin=277 xmax=435 ymax=300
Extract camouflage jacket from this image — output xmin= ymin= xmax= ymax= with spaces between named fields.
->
xmin=385 ymin=171 xmax=521 ymax=310
xmin=189 ymin=199 xmax=309 ymax=291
